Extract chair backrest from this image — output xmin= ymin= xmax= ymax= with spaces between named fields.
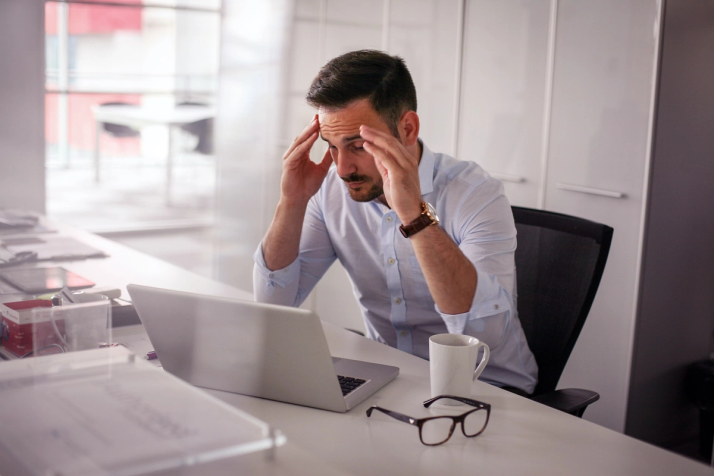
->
xmin=512 ymin=206 xmax=613 ymax=396
xmin=99 ymin=102 xmax=140 ymax=138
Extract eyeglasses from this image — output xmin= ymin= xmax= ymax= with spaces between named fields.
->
xmin=366 ymin=395 xmax=491 ymax=446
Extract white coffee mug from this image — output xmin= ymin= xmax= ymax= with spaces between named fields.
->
xmin=429 ymin=333 xmax=490 ymax=404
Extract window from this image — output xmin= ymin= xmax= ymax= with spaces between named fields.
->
xmin=45 ymin=0 xmax=221 ymax=232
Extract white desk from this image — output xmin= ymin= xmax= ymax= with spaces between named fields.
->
xmin=2 ymin=219 xmax=713 ymax=475
xmin=91 ymin=104 xmax=216 ymax=206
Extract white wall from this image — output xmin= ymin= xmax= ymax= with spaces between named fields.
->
xmin=0 ymin=0 xmax=46 ymax=213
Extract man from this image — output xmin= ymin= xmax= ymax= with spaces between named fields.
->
xmin=253 ymin=50 xmax=537 ymax=394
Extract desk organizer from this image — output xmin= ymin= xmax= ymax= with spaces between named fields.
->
xmin=0 ymin=294 xmax=111 ymax=358
xmin=0 ymin=346 xmax=285 ymax=475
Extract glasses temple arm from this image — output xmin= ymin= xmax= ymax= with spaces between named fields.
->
xmin=423 ymin=395 xmax=487 ymax=408
xmin=366 ymin=406 xmax=419 ymax=426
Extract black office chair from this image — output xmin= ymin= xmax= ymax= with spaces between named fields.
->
xmin=512 ymin=206 xmax=613 ymax=417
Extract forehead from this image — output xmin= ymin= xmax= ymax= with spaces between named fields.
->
xmin=318 ymin=99 xmax=389 ymax=142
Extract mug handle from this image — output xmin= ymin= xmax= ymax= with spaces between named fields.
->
xmin=472 ymin=342 xmax=490 ymax=381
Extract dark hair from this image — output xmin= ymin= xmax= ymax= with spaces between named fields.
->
xmin=306 ymin=50 xmax=417 ymax=137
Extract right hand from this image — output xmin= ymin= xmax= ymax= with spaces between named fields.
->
xmin=280 ymin=115 xmax=333 ymax=205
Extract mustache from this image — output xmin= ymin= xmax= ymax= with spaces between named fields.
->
xmin=340 ymin=173 xmax=370 ymax=183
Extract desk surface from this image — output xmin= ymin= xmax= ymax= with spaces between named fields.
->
xmin=3 ymin=219 xmax=713 ymax=475
xmin=115 ymin=324 xmax=713 ymax=476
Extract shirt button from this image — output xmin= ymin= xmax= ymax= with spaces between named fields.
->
xmin=268 ymin=273 xmax=274 ymax=278
xmin=400 ymin=330 xmax=408 ymax=337
xmin=388 ymin=258 xmax=395 ymax=265
xmin=394 ymin=298 xmax=402 ymax=304
xmin=386 ymin=216 xmax=393 ymax=222
xmin=494 ymin=304 xmax=499 ymax=310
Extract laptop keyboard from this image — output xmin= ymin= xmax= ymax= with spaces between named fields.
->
xmin=337 ymin=375 xmax=367 ymax=396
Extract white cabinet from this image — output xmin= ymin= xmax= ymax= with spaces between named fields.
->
xmin=458 ymin=0 xmax=552 ymax=208
xmin=543 ymin=0 xmax=660 ymax=431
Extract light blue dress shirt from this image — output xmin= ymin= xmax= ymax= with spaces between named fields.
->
xmin=253 ymin=142 xmax=538 ymax=393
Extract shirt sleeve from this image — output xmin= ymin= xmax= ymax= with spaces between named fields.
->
xmin=253 ymin=194 xmax=338 ymax=307
xmin=436 ymin=189 xmax=517 ymax=349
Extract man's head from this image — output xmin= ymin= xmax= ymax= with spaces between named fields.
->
xmin=307 ymin=50 xmax=419 ymax=202
xmin=306 ymin=50 xmax=417 ymax=138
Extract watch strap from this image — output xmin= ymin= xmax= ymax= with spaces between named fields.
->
xmin=399 ymin=203 xmax=438 ymax=238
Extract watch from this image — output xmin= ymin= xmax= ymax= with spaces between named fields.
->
xmin=399 ymin=202 xmax=440 ymax=238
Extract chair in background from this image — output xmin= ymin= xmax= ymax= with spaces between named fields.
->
xmin=512 ymin=206 xmax=614 ymax=417
xmin=98 ymin=101 xmax=141 ymax=138
xmin=178 ymin=101 xmax=213 ymax=155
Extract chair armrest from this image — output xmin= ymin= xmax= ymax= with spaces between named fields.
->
xmin=531 ymin=388 xmax=600 ymax=417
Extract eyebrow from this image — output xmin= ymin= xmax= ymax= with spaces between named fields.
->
xmin=321 ymin=134 xmax=364 ymax=145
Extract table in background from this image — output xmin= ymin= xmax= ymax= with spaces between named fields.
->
xmin=91 ymin=104 xmax=216 ymax=206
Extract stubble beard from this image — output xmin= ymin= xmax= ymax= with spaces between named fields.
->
xmin=342 ymin=174 xmax=384 ymax=202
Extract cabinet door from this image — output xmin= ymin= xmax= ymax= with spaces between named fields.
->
xmin=544 ymin=0 xmax=660 ymax=432
xmin=457 ymin=0 xmax=552 ymax=208
xmin=388 ymin=0 xmax=461 ymax=155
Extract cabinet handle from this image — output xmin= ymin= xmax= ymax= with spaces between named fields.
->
xmin=556 ymin=183 xmax=625 ymax=199
xmin=491 ymin=173 xmax=525 ymax=183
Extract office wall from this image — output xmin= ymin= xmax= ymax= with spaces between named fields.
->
xmin=0 ymin=0 xmax=46 ymax=213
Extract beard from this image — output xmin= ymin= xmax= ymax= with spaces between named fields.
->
xmin=341 ymin=173 xmax=384 ymax=202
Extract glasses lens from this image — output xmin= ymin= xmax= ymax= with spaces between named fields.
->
xmin=463 ymin=409 xmax=488 ymax=436
xmin=420 ymin=417 xmax=454 ymax=445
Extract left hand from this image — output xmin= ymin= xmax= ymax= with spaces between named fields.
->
xmin=360 ymin=125 xmax=423 ymax=223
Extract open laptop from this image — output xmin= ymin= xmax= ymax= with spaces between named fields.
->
xmin=127 ymin=284 xmax=399 ymax=413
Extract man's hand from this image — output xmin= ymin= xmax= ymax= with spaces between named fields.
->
xmin=360 ymin=125 xmax=422 ymax=223
xmin=281 ymin=115 xmax=333 ymax=205
xmin=262 ymin=116 xmax=332 ymax=271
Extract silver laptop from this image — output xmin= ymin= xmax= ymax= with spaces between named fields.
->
xmin=127 ymin=284 xmax=399 ymax=413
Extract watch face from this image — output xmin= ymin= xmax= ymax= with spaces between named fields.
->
xmin=425 ymin=202 xmax=439 ymax=222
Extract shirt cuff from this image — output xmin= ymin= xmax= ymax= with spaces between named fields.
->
xmin=253 ymin=243 xmax=301 ymax=289
xmin=436 ymin=271 xmax=512 ymax=334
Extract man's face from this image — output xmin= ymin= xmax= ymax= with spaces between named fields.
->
xmin=319 ymin=99 xmax=396 ymax=202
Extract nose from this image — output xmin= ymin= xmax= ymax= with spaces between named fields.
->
xmin=333 ymin=148 xmax=357 ymax=178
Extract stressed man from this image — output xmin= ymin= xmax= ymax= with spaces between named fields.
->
xmin=253 ymin=50 xmax=538 ymax=394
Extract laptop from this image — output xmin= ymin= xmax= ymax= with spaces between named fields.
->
xmin=127 ymin=284 xmax=399 ymax=413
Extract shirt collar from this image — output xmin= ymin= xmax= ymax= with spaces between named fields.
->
xmin=418 ymin=139 xmax=435 ymax=196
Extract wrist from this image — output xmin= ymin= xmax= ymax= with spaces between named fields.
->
xmin=278 ymin=195 xmax=310 ymax=210
xmin=397 ymin=202 xmax=424 ymax=225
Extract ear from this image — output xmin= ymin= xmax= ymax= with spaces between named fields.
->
xmin=399 ymin=111 xmax=420 ymax=146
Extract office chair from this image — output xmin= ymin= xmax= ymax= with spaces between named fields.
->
xmin=98 ymin=102 xmax=141 ymax=138
xmin=178 ymin=101 xmax=213 ymax=155
xmin=512 ymin=206 xmax=613 ymax=417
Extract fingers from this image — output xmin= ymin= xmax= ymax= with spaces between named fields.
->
xmin=284 ymin=131 xmax=319 ymax=167
xmin=359 ymin=125 xmax=413 ymax=168
xmin=362 ymin=141 xmax=394 ymax=173
xmin=284 ymin=115 xmax=319 ymax=159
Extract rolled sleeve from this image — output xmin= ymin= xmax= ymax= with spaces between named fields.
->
xmin=436 ymin=270 xmax=513 ymax=337
xmin=253 ymin=243 xmax=301 ymax=303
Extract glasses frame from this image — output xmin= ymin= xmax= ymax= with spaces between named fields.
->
xmin=366 ymin=395 xmax=491 ymax=446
